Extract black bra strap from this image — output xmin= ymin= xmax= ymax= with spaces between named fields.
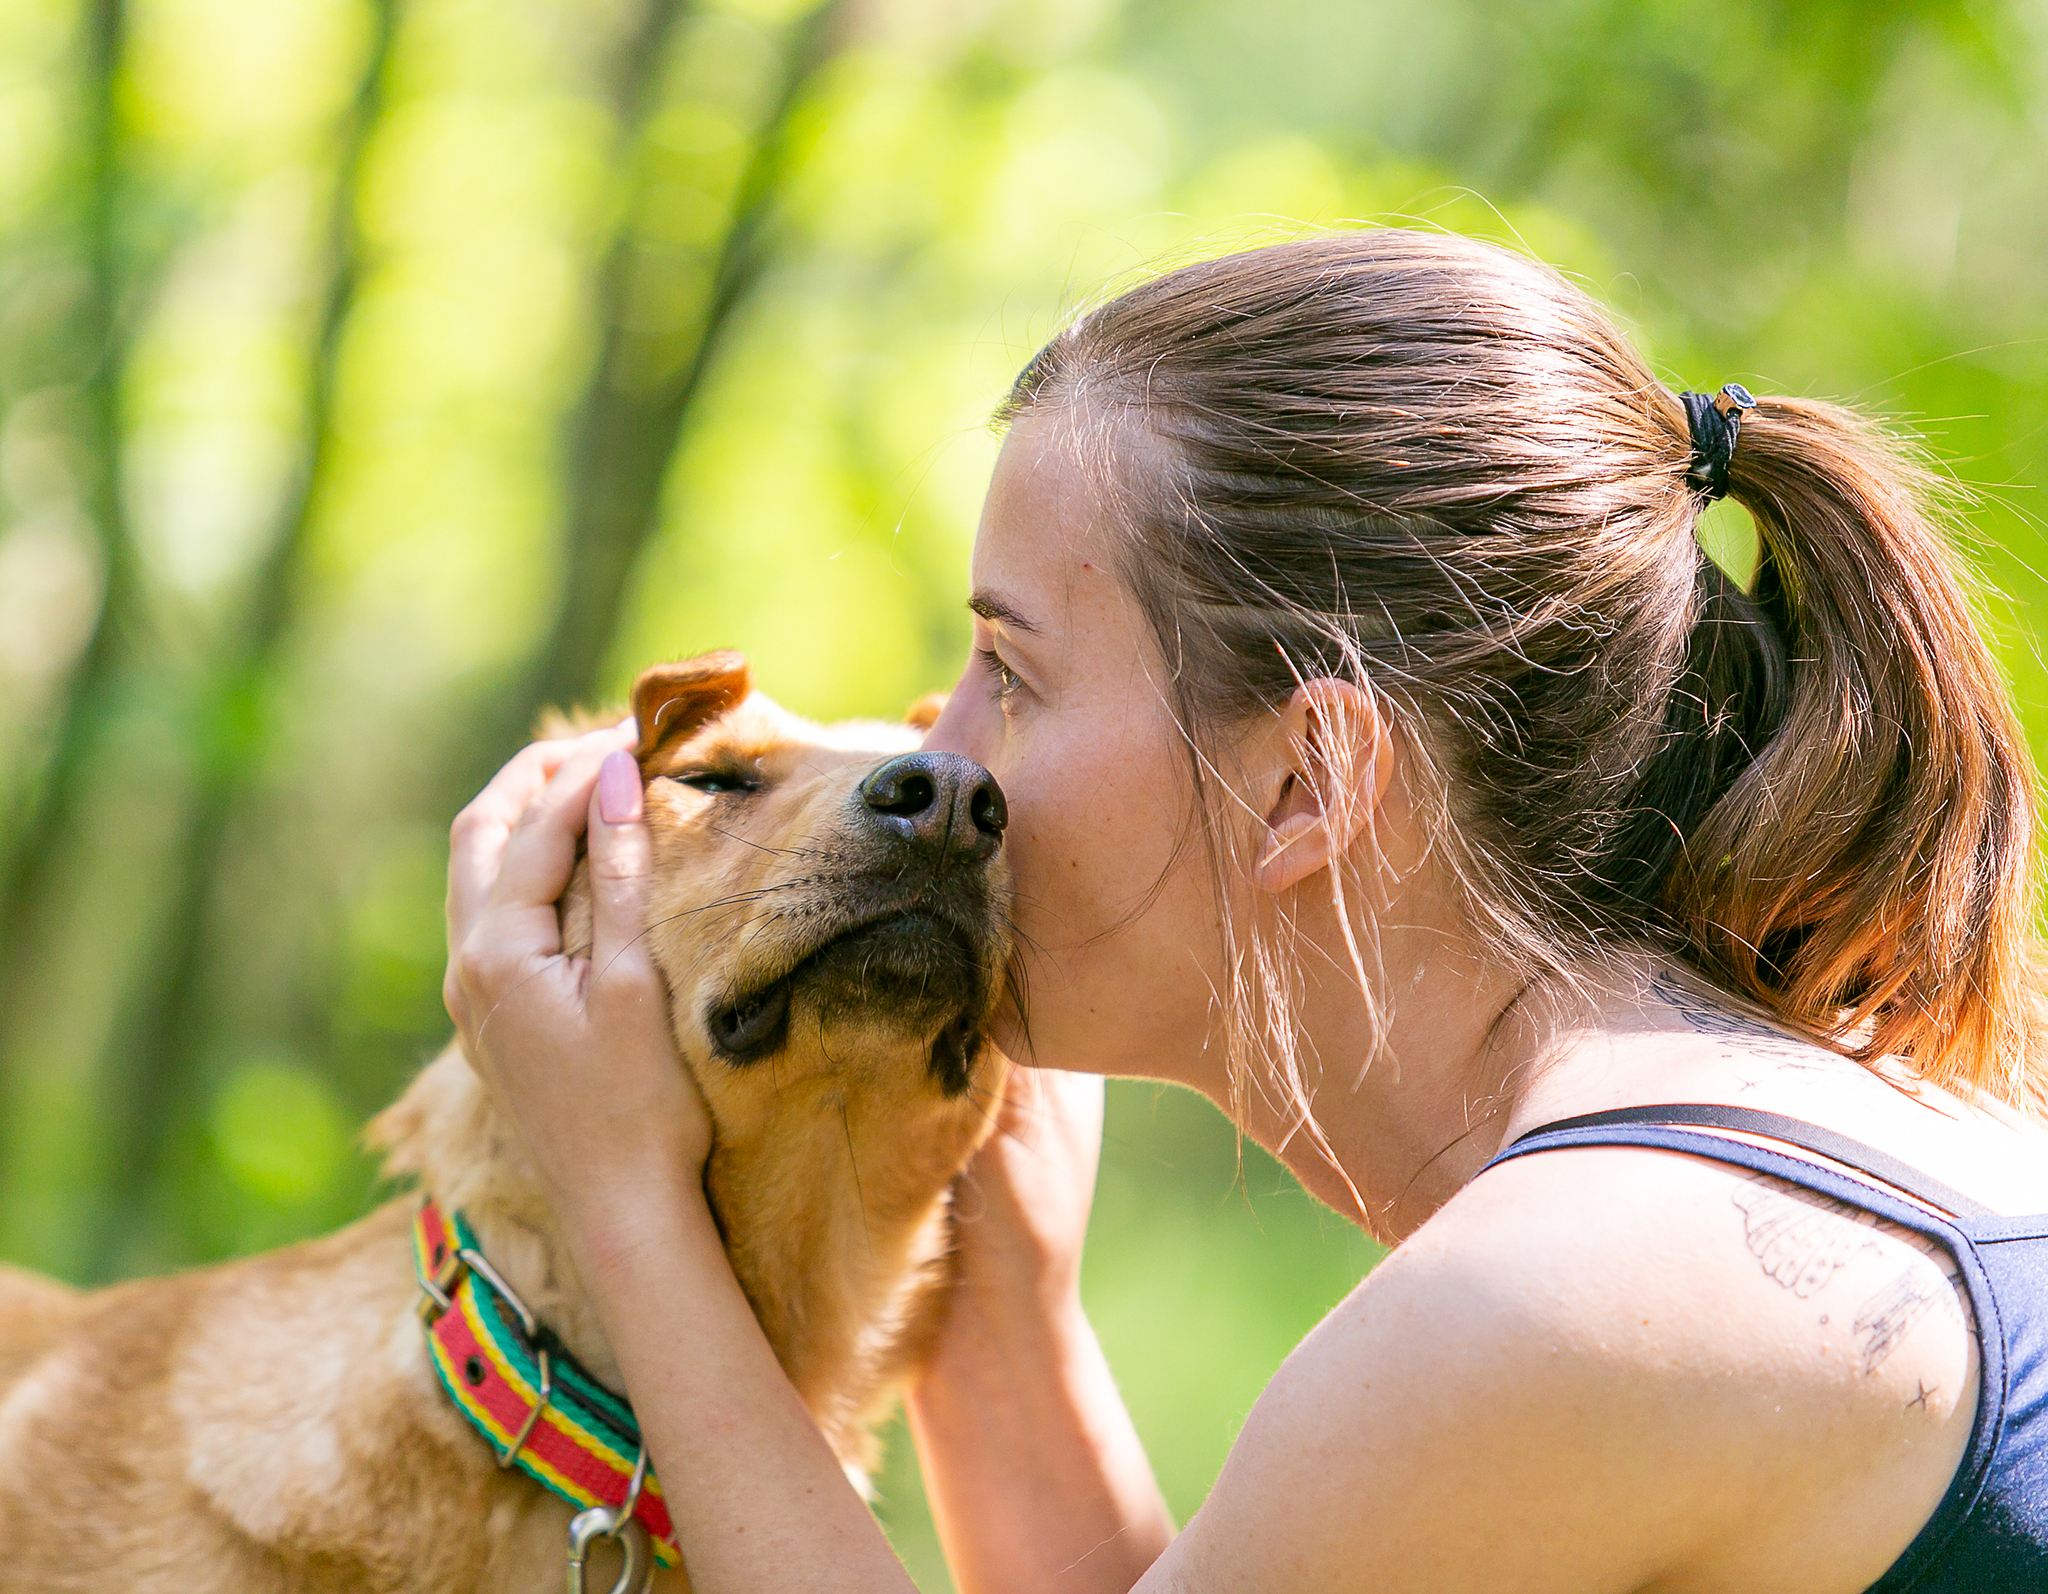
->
xmin=1509 ymin=1103 xmax=1994 ymax=1222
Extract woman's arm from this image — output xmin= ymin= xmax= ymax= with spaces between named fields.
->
xmin=907 ymin=1069 xmax=1174 ymax=1594
xmin=571 ymin=1183 xmax=928 ymax=1588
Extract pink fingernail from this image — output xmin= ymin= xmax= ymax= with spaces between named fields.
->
xmin=597 ymin=749 xmax=642 ymax=823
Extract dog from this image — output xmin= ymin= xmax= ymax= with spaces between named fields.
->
xmin=0 ymin=651 xmax=1013 ymax=1591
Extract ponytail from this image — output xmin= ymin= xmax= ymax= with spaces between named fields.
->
xmin=1667 ymin=397 xmax=2043 ymax=1107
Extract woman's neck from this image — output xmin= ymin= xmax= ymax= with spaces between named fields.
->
xmin=1185 ymin=874 xmax=1578 ymax=1246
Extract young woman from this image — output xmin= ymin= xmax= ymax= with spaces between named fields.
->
xmin=443 ymin=229 xmax=2048 ymax=1593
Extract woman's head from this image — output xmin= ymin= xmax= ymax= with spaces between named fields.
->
xmin=933 ymin=228 xmax=2043 ymax=1114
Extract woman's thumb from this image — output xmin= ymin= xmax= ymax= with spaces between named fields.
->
xmin=587 ymin=749 xmax=655 ymax=976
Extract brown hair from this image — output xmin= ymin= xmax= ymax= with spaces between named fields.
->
xmin=1001 ymin=228 xmax=2044 ymax=1114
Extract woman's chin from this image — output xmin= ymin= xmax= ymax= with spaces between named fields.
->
xmin=986 ymin=1009 xmax=1176 ymax=1086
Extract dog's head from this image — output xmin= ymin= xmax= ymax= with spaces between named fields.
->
xmin=377 ymin=650 xmax=1011 ymax=1466
xmin=573 ymin=652 xmax=1012 ymax=1154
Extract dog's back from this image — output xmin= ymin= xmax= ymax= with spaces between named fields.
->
xmin=0 ymin=1199 xmax=593 ymax=1592
xmin=0 ymin=1264 xmax=82 ymax=1390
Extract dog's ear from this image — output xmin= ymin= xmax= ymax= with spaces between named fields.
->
xmin=633 ymin=651 xmax=750 ymax=764
xmin=904 ymin=692 xmax=947 ymax=732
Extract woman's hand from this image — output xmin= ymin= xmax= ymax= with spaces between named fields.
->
xmin=443 ymin=724 xmax=712 ymax=1224
xmin=952 ymin=1064 xmax=1106 ymax=1306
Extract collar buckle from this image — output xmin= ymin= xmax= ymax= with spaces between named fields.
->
xmin=418 ymin=1236 xmax=557 ymax=1470
xmin=416 ymin=1248 xmax=466 ymax=1323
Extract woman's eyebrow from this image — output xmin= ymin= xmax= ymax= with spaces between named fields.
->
xmin=968 ymin=590 xmax=1040 ymax=634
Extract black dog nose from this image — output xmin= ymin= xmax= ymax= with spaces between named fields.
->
xmin=859 ymin=752 xmax=1006 ymax=861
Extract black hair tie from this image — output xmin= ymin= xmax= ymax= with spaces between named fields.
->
xmin=1679 ymin=382 xmax=1756 ymax=502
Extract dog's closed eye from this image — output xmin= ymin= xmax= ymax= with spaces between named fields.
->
xmin=671 ymin=769 xmax=759 ymax=795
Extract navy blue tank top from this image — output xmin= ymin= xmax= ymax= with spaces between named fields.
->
xmin=1484 ymin=1104 xmax=2048 ymax=1592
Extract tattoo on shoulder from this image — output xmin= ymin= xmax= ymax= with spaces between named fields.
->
xmin=1729 ymin=1175 xmax=1973 ymax=1375
xmin=1852 ymin=1237 xmax=1972 ymax=1375
xmin=1652 ymin=974 xmax=1828 ymax=1064
xmin=1731 ymin=1178 xmax=1878 ymax=1297
xmin=1854 ymin=1272 xmax=1945 ymax=1374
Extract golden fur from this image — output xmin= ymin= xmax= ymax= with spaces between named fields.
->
xmin=0 ymin=655 xmax=1011 ymax=1590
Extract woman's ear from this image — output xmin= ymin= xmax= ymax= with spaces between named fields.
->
xmin=1252 ymin=679 xmax=1394 ymax=894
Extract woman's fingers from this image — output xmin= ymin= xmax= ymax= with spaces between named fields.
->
xmin=1001 ymin=1066 xmax=1105 ymax=1172
xmin=447 ymin=735 xmax=579 ymax=942
xmin=446 ymin=736 xmax=583 ymax=1030
xmin=446 ymin=722 xmax=636 ymax=1027
xmin=587 ymin=749 xmax=657 ymax=980
xmin=485 ymin=726 xmax=633 ymax=914
xmin=949 ymin=1066 xmax=1104 ymax=1296
xmin=458 ymin=741 xmax=613 ymax=997
xmin=437 ymin=712 xmax=710 ymax=1199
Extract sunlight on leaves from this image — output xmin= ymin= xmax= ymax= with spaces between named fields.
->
xmin=209 ymin=1058 xmax=352 ymax=1207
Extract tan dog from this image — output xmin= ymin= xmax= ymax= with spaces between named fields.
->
xmin=0 ymin=653 xmax=1013 ymax=1591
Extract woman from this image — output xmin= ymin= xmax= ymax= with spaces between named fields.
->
xmin=443 ymin=230 xmax=2048 ymax=1592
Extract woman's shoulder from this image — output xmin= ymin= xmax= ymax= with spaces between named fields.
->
xmin=1561 ymin=964 xmax=2048 ymax=1212
xmin=1175 ymin=1134 xmax=1976 ymax=1594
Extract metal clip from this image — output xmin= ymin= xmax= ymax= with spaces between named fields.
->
xmin=620 ymin=1445 xmax=650 ymax=1523
xmin=566 ymin=1503 xmax=653 ymax=1594
xmin=499 ymin=1344 xmax=552 ymax=1469
xmin=456 ymin=1246 xmax=542 ymax=1339
xmin=566 ymin=1447 xmax=654 ymax=1594
xmin=418 ymin=1235 xmax=558 ymax=1470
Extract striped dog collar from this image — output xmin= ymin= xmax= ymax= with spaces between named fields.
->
xmin=412 ymin=1198 xmax=680 ymax=1567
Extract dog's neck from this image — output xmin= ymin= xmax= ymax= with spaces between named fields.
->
xmin=369 ymin=1051 xmax=620 ymax=1380
xmin=369 ymin=1048 xmax=971 ymax=1471
xmin=702 ymin=1083 xmax=990 ymax=1446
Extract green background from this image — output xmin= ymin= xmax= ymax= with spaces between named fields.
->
xmin=2 ymin=0 xmax=2045 ymax=1584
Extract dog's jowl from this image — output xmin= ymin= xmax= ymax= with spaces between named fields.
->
xmin=0 ymin=652 xmax=1013 ymax=1593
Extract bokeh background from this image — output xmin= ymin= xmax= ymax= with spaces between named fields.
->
xmin=4 ymin=0 xmax=2048 ymax=1583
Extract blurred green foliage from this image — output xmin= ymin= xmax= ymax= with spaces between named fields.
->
xmin=3 ymin=0 xmax=2047 ymax=1585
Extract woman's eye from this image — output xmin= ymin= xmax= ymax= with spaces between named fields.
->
xmin=672 ymin=771 xmax=755 ymax=794
xmin=976 ymin=646 xmax=1024 ymax=704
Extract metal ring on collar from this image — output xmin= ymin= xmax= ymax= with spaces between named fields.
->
xmin=567 ymin=1504 xmax=654 ymax=1594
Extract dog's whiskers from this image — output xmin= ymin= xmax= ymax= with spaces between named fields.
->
xmin=594 ymin=888 xmax=795 ymax=982
xmin=703 ymin=823 xmax=835 ymax=865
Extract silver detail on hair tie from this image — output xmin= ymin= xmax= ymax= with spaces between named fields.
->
xmin=1679 ymin=383 xmax=1756 ymax=503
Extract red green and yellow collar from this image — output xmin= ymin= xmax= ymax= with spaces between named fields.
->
xmin=412 ymin=1198 xmax=679 ymax=1567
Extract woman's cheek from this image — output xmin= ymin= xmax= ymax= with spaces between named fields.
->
xmin=999 ymin=707 xmax=1173 ymax=942
xmin=994 ymin=781 xmax=1093 ymax=949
